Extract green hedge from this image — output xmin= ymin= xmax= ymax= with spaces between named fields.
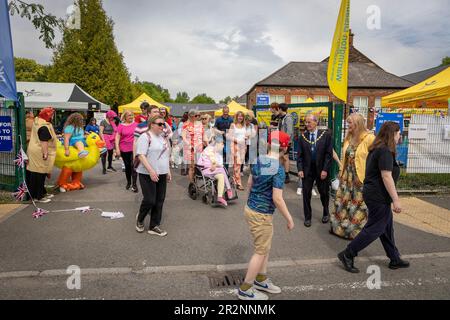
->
xmin=398 ymin=172 xmax=450 ymax=190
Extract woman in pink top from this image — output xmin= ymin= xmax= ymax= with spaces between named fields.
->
xmin=99 ymin=110 xmax=118 ymax=174
xmin=115 ymin=110 xmax=138 ymax=192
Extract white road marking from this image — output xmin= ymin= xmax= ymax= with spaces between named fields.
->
xmin=210 ymin=277 xmax=450 ymax=297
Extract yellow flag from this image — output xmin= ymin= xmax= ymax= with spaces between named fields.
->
xmin=327 ymin=0 xmax=350 ymax=102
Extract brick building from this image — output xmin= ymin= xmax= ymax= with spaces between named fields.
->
xmin=245 ymin=33 xmax=413 ymax=128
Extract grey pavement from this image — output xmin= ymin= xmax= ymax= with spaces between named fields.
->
xmin=0 ymin=162 xmax=449 ymax=299
xmin=419 ymin=195 xmax=450 ymax=211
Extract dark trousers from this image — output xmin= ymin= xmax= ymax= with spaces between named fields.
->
xmin=26 ymin=170 xmax=47 ymax=200
xmin=302 ymin=165 xmax=330 ymax=221
xmin=121 ymin=151 xmax=137 ymax=186
xmin=347 ymin=202 xmax=401 ymax=262
xmin=101 ymin=149 xmax=114 ymax=170
xmin=138 ymin=173 xmax=167 ymax=229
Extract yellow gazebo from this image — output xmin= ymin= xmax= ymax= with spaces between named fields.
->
xmin=214 ymin=100 xmax=251 ymax=117
xmin=382 ymin=66 xmax=450 ymax=108
xmin=118 ymin=93 xmax=170 ymax=114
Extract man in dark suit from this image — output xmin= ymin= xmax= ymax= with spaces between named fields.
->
xmin=297 ymin=114 xmax=333 ymax=227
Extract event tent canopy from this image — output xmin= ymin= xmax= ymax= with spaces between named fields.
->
xmin=214 ymin=100 xmax=250 ymax=117
xmin=382 ymin=66 xmax=450 ymax=108
xmin=118 ymin=93 xmax=170 ymax=114
xmin=17 ymin=82 xmax=110 ymax=111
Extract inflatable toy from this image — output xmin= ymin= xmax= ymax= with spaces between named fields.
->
xmin=55 ymin=133 xmax=106 ymax=192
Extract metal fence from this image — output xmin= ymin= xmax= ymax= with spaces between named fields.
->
xmin=0 ymin=94 xmax=26 ymax=192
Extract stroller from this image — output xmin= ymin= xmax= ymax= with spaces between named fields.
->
xmin=188 ymin=165 xmax=238 ymax=207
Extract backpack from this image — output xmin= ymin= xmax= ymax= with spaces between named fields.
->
xmin=133 ymin=132 xmax=152 ymax=169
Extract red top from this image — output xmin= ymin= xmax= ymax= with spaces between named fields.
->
xmin=135 ymin=114 xmax=148 ymax=124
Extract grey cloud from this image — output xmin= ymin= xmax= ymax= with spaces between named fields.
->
xmin=196 ymin=18 xmax=283 ymax=64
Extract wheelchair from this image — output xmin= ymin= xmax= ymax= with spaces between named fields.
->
xmin=188 ymin=165 xmax=238 ymax=207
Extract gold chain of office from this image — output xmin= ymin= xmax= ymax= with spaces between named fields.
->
xmin=301 ymin=131 xmax=327 ymax=145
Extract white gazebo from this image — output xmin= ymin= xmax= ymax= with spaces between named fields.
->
xmin=17 ymin=82 xmax=110 ymax=112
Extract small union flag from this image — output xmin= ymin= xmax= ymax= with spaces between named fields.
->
xmin=14 ymin=148 xmax=28 ymax=168
xmin=32 ymin=208 xmax=49 ymax=219
xmin=13 ymin=183 xmax=28 ymax=201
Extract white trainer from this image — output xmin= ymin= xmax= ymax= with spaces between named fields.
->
xmin=297 ymin=188 xmax=302 ymax=196
xmin=254 ymin=278 xmax=282 ymax=294
xmin=237 ymin=287 xmax=269 ymax=300
xmin=312 ymin=189 xmax=318 ymax=197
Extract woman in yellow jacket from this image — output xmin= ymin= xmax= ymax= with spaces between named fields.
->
xmin=330 ymin=113 xmax=375 ymax=239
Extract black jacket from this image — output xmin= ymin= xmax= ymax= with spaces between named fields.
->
xmin=297 ymin=130 xmax=333 ymax=177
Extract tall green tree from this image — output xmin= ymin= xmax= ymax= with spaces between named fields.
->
xmin=442 ymin=56 xmax=450 ymax=66
xmin=48 ymin=0 xmax=133 ymax=106
xmin=175 ymin=91 xmax=190 ymax=103
xmin=191 ymin=93 xmax=216 ymax=104
xmin=14 ymin=57 xmax=50 ymax=82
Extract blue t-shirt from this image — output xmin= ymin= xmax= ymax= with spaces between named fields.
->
xmin=64 ymin=125 xmax=85 ymax=145
xmin=214 ymin=116 xmax=233 ymax=134
xmin=85 ymin=124 xmax=99 ymax=134
xmin=247 ymin=155 xmax=285 ymax=215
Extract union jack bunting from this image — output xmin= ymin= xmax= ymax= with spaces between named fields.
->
xmin=32 ymin=208 xmax=49 ymax=219
xmin=14 ymin=148 xmax=27 ymax=168
xmin=13 ymin=183 xmax=28 ymax=201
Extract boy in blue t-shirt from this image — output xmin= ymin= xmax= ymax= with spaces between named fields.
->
xmin=238 ymin=131 xmax=295 ymax=301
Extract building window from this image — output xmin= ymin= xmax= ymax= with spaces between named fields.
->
xmin=375 ymin=97 xmax=382 ymax=108
xmin=353 ymin=96 xmax=369 ymax=117
xmin=291 ymin=95 xmax=307 ymax=104
xmin=313 ymin=96 xmax=330 ymax=103
xmin=270 ymin=95 xmax=285 ymax=104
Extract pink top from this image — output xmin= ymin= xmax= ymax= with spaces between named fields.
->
xmin=117 ymin=122 xmax=138 ymax=153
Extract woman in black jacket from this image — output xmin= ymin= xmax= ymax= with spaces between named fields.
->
xmin=338 ymin=121 xmax=410 ymax=273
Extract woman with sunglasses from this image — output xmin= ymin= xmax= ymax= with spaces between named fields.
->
xmin=182 ymin=110 xmax=207 ymax=182
xmin=135 ymin=116 xmax=172 ymax=237
xmin=201 ymin=114 xmax=216 ymax=145
xmin=338 ymin=121 xmax=409 ymax=273
xmin=159 ymin=108 xmax=173 ymax=129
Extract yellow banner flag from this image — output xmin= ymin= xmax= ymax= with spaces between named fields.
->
xmin=327 ymin=0 xmax=350 ymax=102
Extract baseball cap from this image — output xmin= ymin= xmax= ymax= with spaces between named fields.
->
xmin=268 ymin=131 xmax=290 ymax=148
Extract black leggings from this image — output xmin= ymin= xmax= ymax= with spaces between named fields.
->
xmin=121 ymin=151 xmax=137 ymax=186
xmin=138 ymin=173 xmax=167 ymax=229
xmin=101 ymin=149 xmax=114 ymax=169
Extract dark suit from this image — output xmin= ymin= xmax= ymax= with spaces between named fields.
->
xmin=297 ymin=129 xmax=333 ymax=222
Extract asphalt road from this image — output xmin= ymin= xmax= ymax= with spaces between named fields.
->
xmin=1 ymin=162 xmax=449 ymax=300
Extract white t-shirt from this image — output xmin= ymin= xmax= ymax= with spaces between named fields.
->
xmin=136 ymin=132 xmax=170 ymax=175
xmin=233 ymin=125 xmax=247 ymax=144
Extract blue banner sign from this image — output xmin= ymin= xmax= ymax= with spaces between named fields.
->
xmin=256 ymin=94 xmax=270 ymax=106
xmin=0 ymin=0 xmax=18 ymax=101
xmin=375 ymin=113 xmax=404 ymax=133
xmin=0 ymin=116 xmax=13 ymax=152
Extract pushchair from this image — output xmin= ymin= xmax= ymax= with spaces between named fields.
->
xmin=188 ymin=165 xmax=238 ymax=207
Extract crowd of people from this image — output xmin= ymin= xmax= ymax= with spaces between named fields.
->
xmin=23 ymin=102 xmax=409 ymax=300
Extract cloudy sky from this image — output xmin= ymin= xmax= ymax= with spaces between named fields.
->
xmin=10 ymin=0 xmax=450 ymax=101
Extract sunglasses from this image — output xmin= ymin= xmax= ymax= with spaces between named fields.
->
xmin=153 ymin=122 xmax=165 ymax=127
xmin=195 ymin=115 xmax=200 ymax=118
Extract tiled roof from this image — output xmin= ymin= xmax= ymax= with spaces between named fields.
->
xmin=254 ymin=62 xmax=413 ymax=89
xmin=402 ymin=65 xmax=449 ymax=84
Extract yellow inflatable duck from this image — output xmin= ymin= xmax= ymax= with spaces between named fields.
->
xmin=55 ymin=133 xmax=106 ymax=192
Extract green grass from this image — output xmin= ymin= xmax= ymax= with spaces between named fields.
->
xmin=0 ymin=191 xmax=15 ymax=204
xmin=398 ymin=172 xmax=450 ymax=191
